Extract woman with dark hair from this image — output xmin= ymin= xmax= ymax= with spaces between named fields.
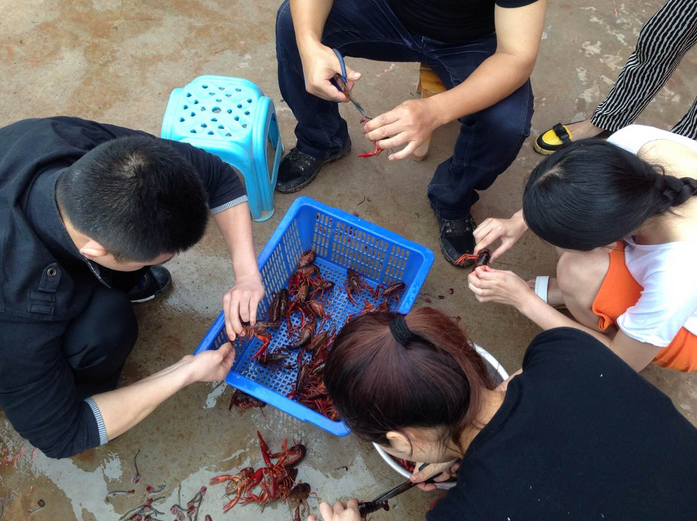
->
xmin=309 ymin=308 xmax=697 ymax=521
xmin=469 ymin=125 xmax=697 ymax=372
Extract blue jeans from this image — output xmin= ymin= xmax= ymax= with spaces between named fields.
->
xmin=276 ymin=0 xmax=533 ymax=219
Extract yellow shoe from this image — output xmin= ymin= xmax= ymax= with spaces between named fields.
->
xmin=533 ymin=123 xmax=612 ymax=155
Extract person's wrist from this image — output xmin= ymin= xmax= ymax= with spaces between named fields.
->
xmin=514 ymin=209 xmax=527 ymax=230
xmin=234 ymin=268 xmax=262 ymax=284
xmin=423 ymin=95 xmax=452 ymax=129
xmin=177 ymin=357 xmax=201 ymax=387
xmin=515 ymin=288 xmax=539 ymax=314
xmin=298 ymin=36 xmax=323 ymax=59
xmin=232 ymin=258 xmax=261 ymax=281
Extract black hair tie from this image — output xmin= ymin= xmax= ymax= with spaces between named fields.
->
xmin=390 ymin=315 xmax=415 ymax=346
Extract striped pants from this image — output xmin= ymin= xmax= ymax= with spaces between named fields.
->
xmin=591 ymin=0 xmax=697 ymax=138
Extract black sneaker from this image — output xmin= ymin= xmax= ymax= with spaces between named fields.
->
xmin=437 ymin=214 xmax=477 ymax=267
xmin=276 ymin=139 xmax=351 ymax=194
xmin=127 ymin=266 xmax=172 ymax=303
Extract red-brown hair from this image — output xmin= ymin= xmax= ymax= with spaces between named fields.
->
xmin=325 ymin=307 xmax=494 ymax=449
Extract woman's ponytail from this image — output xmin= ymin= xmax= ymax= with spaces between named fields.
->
xmin=654 ymin=175 xmax=697 ymax=213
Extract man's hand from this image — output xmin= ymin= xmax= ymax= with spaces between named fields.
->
xmin=410 ymin=460 xmax=460 ymax=491
xmin=300 ymin=43 xmax=362 ymax=102
xmin=223 ymin=273 xmax=265 ymax=340
xmin=468 ymin=266 xmax=535 ymax=309
xmin=473 ymin=210 xmax=527 ymax=261
xmin=363 ymin=98 xmax=442 ymax=160
xmin=181 ymin=342 xmax=236 ymax=384
xmin=309 ymin=499 xmax=361 ymax=521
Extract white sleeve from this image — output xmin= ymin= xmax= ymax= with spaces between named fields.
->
xmin=608 ymin=125 xmax=697 ymax=155
xmin=617 ymin=268 xmax=697 ymax=347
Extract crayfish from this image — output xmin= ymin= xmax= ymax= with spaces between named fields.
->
xmin=268 ymin=289 xmax=290 ymax=323
xmin=373 ymin=281 xmax=406 ymax=301
xmin=240 ymin=321 xmax=280 ymax=363
xmin=210 ymin=468 xmax=255 ymax=512
xmin=288 ymin=482 xmax=317 ymax=521
xmin=228 ymin=389 xmax=266 ymax=415
xmin=358 ymin=499 xmax=390 ymax=518
xmin=455 ymin=248 xmax=492 ymax=270
xmin=344 ymin=268 xmax=372 ymax=305
xmin=211 ymin=432 xmax=308 ymax=514
xmin=297 ymin=250 xmax=316 ymax=269
xmin=358 ymin=116 xmax=383 ymax=158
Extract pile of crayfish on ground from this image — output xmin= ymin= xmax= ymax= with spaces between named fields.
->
xmin=210 ymin=431 xmax=313 ymax=520
xmin=231 ymin=250 xmax=406 ymax=420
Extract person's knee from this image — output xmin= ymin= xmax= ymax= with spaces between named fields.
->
xmin=93 ymin=291 xmax=137 ymax=358
xmin=275 ymin=0 xmax=295 ymax=45
xmin=484 ymin=106 xmax=529 ymax=148
xmin=66 ymin=289 xmax=138 ymax=371
xmin=557 ymin=250 xmax=607 ymax=298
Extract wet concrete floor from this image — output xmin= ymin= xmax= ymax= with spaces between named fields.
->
xmin=1 ymin=0 xmax=697 ymax=519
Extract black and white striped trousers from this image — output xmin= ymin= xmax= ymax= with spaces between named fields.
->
xmin=591 ymin=0 xmax=697 ymax=138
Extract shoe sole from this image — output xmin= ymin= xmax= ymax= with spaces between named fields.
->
xmin=275 ymin=145 xmax=352 ymax=194
xmin=533 ymin=128 xmax=613 ymax=156
xmin=130 ymin=277 xmax=172 ymax=304
xmin=533 ymin=138 xmax=556 ymax=156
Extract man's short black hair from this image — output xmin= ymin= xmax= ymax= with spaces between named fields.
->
xmin=56 ymin=136 xmax=209 ymax=262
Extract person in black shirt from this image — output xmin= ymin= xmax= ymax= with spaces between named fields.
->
xmin=274 ymin=0 xmax=546 ymax=266
xmin=0 ymin=117 xmax=265 ymax=458
xmin=310 ymin=308 xmax=697 ymax=521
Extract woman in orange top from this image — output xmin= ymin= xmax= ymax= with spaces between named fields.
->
xmin=469 ymin=125 xmax=697 ymax=372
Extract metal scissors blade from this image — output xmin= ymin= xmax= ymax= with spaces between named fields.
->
xmin=368 ymin=479 xmax=416 ymax=504
xmin=330 ymin=48 xmax=366 ymax=118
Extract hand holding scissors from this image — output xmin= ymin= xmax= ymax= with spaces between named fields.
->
xmin=299 ymin=44 xmax=362 ymax=102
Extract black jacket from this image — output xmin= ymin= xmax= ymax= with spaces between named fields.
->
xmin=0 ymin=117 xmax=245 ymax=457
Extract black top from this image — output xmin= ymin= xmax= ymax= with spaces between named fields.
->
xmin=429 ymin=328 xmax=697 ymax=521
xmin=388 ymin=0 xmax=538 ymax=44
xmin=0 ymin=117 xmax=245 ymax=458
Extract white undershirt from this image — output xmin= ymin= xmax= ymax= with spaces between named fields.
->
xmin=606 ymin=125 xmax=697 ymax=346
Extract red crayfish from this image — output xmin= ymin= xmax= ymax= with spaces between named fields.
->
xmin=211 ymin=431 xmax=308 ymax=513
xmin=358 ymin=116 xmax=383 ymax=158
xmin=455 ymin=248 xmax=491 ymax=270
xmin=228 ymin=389 xmax=266 ymax=414
xmin=240 ymin=321 xmax=280 ymax=363
xmin=344 ymin=268 xmax=372 ymax=305
xmin=373 ymin=281 xmax=406 ymax=302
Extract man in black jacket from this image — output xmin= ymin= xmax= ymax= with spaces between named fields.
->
xmin=0 ymin=117 xmax=264 ymax=458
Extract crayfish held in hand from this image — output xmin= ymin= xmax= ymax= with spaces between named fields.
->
xmin=240 ymin=321 xmax=280 ymax=363
xmin=455 ymin=248 xmax=492 ymax=270
xmin=358 ymin=116 xmax=383 ymax=158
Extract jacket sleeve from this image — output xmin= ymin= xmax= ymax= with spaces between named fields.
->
xmin=0 ymin=319 xmax=102 ymax=458
xmin=162 ymin=139 xmax=247 ymax=213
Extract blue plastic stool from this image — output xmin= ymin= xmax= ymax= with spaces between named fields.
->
xmin=161 ymin=75 xmax=283 ymax=222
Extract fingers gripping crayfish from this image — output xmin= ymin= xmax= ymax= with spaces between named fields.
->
xmin=357 ymin=116 xmax=383 ymax=158
xmin=455 ymin=248 xmax=492 ymax=270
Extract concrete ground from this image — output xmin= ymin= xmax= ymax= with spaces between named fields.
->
xmin=1 ymin=0 xmax=696 ymax=519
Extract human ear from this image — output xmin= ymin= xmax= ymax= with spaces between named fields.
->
xmin=80 ymin=239 xmax=109 ymax=260
xmin=386 ymin=431 xmax=412 ymax=453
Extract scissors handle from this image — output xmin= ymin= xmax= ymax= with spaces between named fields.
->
xmin=331 ymin=48 xmax=348 ymax=82
xmin=329 ymin=48 xmax=366 ymax=118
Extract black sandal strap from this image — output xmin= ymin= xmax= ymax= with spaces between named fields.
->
xmin=552 ymin=123 xmax=571 ymax=144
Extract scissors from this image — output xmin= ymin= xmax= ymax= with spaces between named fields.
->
xmin=357 ymin=463 xmax=458 ymax=517
xmin=330 ymin=48 xmax=367 ymax=118
xmin=357 ymin=479 xmax=417 ymax=517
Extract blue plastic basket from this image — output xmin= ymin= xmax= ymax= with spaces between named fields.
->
xmin=194 ymin=197 xmax=434 ymax=436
